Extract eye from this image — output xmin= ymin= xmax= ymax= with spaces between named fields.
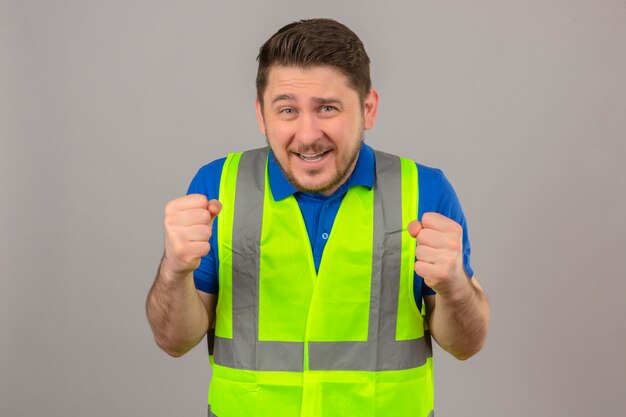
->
xmin=320 ymin=105 xmax=337 ymax=113
xmin=279 ymin=107 xmax=295 ymax=115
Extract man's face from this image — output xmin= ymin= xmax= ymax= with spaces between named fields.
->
xmin=256 ymin=65 xmax=378 ymax=196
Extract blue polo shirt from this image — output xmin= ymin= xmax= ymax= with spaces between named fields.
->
xmin=187 ymin=143 xmax=474 ymax=310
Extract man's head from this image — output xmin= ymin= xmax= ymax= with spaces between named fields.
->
xmin=256 ymin=18 xmax=372 ymax=107
xmin=255 ymin=19 xmax=379 ymax=196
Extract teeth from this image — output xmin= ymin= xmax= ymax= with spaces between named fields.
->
xmin=298 ymin=151 xmax=327 ymax=161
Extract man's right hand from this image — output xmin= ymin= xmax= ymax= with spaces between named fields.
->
xmin=162 ymin=194 xmax=222 ymax=277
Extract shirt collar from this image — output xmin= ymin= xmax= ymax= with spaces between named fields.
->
xmin=268 ymin=142 xmax=375 ymax=201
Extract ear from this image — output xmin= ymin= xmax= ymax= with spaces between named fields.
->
xmin=255 ymin=98 xmax=266 ymax=134
xmin=363 ymin=87 xmax=379 ymax=130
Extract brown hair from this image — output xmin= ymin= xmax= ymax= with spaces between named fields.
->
xmin=256 ymin=18 xmax=371 ymax=106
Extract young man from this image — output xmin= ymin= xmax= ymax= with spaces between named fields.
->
xmin=147 ymin=18 xmax=489 ymax=417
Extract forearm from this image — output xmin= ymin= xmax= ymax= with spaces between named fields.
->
xmin=146 ymin=256 xmax=209 ymax=357
xmin=428 ymin=278 xmax=490 ymax=360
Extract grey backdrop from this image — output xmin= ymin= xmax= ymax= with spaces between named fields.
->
xmin=1 ymin=1 xmax=625 ymax=416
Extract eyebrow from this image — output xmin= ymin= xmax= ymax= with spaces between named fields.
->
xmin=271 ymin=94 xmax=296 ymax=106
xmin=270 ymin=94 xmax=343 ymax=107
xmin=311 ymin=97 xmax=342 ymax=107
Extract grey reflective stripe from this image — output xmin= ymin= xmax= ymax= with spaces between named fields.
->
xmin=374 ymin=151 xmax=431 ymax=369
xmin=214 ymin=148 xmax=431 ymax=372
xmin=207 ymin=404 xmax=217 ymax=416
xmin=308 ymin=150 xmax=431 ymax=371
xmin=427 ymin=410 xmax=434 ymax=417
xmin=308 ymin=332 xmax=432 ymax=371
xmin=214 ymin=148 xmax=284 ymax=370
xmin=231 ymin=147 xmax=266 ymax=351
xmin=214 ymin=336 xmax=303 ymax=371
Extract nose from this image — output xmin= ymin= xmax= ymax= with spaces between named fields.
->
xmin=294 ymin=111 xmax=323 ymax=145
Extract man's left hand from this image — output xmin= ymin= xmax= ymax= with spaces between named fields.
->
xmin=407 ymin=212 xmax=469 ymax=301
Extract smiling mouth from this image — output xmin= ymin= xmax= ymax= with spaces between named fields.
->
xmin=295 ymin=150 xmax=332 ymax=162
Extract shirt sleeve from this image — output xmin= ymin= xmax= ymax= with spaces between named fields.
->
xmin=416 ymin=164 xmax=474 ymax=297
xmin=185 ymin=157 xmax=227 ymax=294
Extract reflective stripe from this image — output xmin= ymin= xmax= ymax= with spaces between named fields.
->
xmin=231 ymin=148 xmax=266 ymax=344
xmin=207 ymin=404 xmax=217 ymax=416
xmin=308 ymin=333 xmax=431 ymax=371
xmin=213 ymin=148 xmax=268 ymax=370
xmin=373 ymin=149 xmax=403 ymax=347
xmin=427 ymin=410 xmax=434 ymax=417
xmin=213 ymin=147 xmax=432 ymax=372
xmin=374 ymin=151 xmax=431 ymax=369
xmin=214 ymin=336 xmax=303 ymax=371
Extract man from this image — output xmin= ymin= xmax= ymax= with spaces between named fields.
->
xmin=146 ymin=18 xmax=489 ymax=417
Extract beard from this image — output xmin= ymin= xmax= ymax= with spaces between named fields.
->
xmin=267 ymin=134 xmax=364 ymax=195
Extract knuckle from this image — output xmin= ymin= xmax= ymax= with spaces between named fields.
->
xmin=164 ymin=214 xmax=176 ymax=228
xmin=164 ymin=200 xmax=176 ymax=215
xmin=173 ymin=244 xmax=187 ymax=260
xmin=414 ymin=261 xmax=427 ymax=276
xmin=193 ymin=193 xmax=209 ymax=205
xmin=180 ymin=245 xmax=197 ymax=261
xmin=186 ymin=194 xmax=208 ymax=209
xmin=201 ymin=210 xmax=212 ymax=223
xmin=184 ymin=254 xmax=199 ymax=265
xmin=425 ymin=278 xmax=438 ymax=289
xmin=196 ymin=228 xmax=213 ymax=243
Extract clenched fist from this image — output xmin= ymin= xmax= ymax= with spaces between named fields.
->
xmin=407 ymin=212 xmax=469 ymax=299
xmin=162 ymin=194 xmax=222 ymax=277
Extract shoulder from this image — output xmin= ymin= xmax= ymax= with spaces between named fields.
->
xmin=415 ymin=162 xmax=446 ymax=193
xmin=412 ymin=161 xmax=465 ymax=221
xmin=190 ymin=157 xmax=228 ymax=184
xmin=407 ymin=162 xmax=446 ymax=203
xmin=186 ymin=157 xmax=228 ymax=197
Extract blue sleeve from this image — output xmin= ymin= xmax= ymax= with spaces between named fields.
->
xmin=185 ymin=157 xmax=227 ymax=294
xmin=415 ymin=164 xmax=474 ymax=298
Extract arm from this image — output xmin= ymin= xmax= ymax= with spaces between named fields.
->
xmin=423 ymin=276 xmax=489 ymax=360
xmin=146 ymin=261 xmax=217 ymax=357
xmin=145 ymin=195 xmax=221 ymax=357
xmin=409 ymin=213 xmax=490 ymax=360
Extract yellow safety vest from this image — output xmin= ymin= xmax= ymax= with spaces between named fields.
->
xmin=208 ymin=147 xmax=434 ymax=417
